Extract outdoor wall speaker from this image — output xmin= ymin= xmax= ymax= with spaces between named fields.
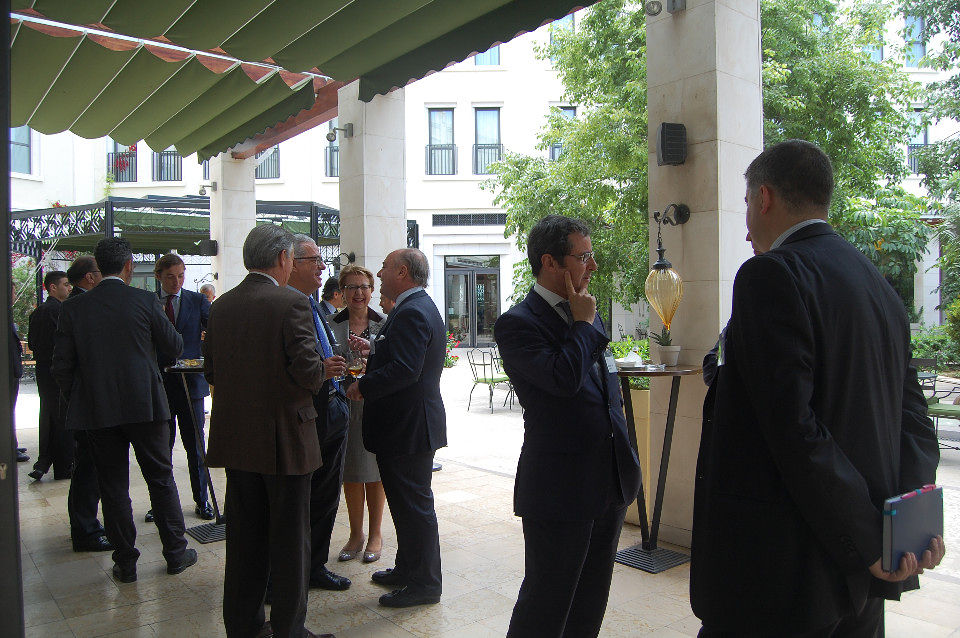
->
xmin=196 ymin=239 xmax=219 ymax=256
xmin=657 ymin=122 xmax=687 ymax=166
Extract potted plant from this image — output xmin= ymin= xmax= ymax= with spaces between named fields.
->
xmin=649 ymin=326 xmax=680 ymax=366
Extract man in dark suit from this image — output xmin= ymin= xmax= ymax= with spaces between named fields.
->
xmin=494 ymin=215 xmax=641 ymax=638
xmin=53 ymin=238 xmax=196 ymax=584
xmin=63 ymin=255 xmax=111 ymax=553
xmin=204 ymin=224 xmax=341 ymax=638
xmin=286 ymin=234 xmax=351 ymax=592
xmin=319 ymin=277 xmax=342 ymax=316
xmin=346 ymin=248 xmax=446 ymax=608
xmin=27 ymin=270 xmax=73 ymax=481
xmin=692 ymin=140 xmax=944 ymax=636
xmin=10 ymin=313 xmax=28 ymax=463
xmin=147 ymin=253 xmax=214 ymax=522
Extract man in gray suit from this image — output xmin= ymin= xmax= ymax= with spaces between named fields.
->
xmin=53 ymin=237 xmax=197 ymax=584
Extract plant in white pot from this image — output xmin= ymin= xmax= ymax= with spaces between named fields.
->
xmin=649 ymin=326 xmax=680 ymax=366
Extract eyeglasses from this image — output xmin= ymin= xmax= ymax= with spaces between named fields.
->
xmin=567 ymin=251 xmax=595 ymax=264
xmin=294 ymin=257 xmax=324 ymax=266
xmin=342 ymin=284 xmax=373 ymax=292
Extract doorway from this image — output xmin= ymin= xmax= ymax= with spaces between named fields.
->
xmin=444 ymin=255 xmax=500 ymax=347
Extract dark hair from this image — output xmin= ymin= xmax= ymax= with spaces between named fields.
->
xmin=95 ymin=237 xmax=133 ymax=277
xmin=322 ymin=277 xmax=340 ymax=300
xmin=43 ymin=270 xmax=67 ymax=291
xmin=527 ymin=214 xmax=591 ymax=277
xmin=744 ymin=140 xmax=834 ymax=212
xmin=154 ymin=253 xmax=185 ymax=277
xmin=66 ymin=256 xmax=97 ymax=285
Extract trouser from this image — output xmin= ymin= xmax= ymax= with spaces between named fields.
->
xmin=309 ymin=433 xmax=347 ymax=577
xmin=165 ymin=379 xmax=209 ymax=507
xmin=223 ymin=469 xmax=311 ymax=638
xmin=507 ymin=495 xmax=627 ymax=638
xmin=87 ymin=421 xmax=188 ymax=567
xmin=697 ymin=598 xmax=885 ymax=638
xmin=376 ymin=450 xmax=442 ymax=593
xmin=67 ymin=431 xmax=105 ymax=542
xmin=33 ymin=365 xmax=73 ymax=477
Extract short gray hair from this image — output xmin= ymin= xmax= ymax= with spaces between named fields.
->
xmin=396 ymin=248 xmax=429 ymax=287
xmin=243 ymin=224 xmax=295 ymax=270
xmin=199 ymin=283 xmax=215 ymax=295
xmin=291 ymin=234 xmax=317 ymax=258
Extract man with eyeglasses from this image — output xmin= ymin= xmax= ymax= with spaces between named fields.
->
xmin=494 ymin=214 xmax=641 ymax=638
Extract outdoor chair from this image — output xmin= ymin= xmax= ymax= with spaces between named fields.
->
xmin=912 ymin=358 xmax=960 ymax=451
xmin=467 ymin=349 xmax=512 ymax=412
xmin=491 ymin=346 xmax=517 ymax=410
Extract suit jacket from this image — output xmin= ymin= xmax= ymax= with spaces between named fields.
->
xmin=52 ymin=279 xmax=183 ymax=430
xmin=203 ymin=274 xmax=326 ymax=475
xmin=157 ymin=288 xmax=211 ymax=399
xmin=358 ymin=289 xmax=446 ymax=456
xmin=691 ymin=223 xmax=940 ymax=632
xmin=28 ymin=296 xmax=61 ymax=366
xmin=9 ymin=322 xmax=23 ymax=391
xmin=494 ymin=289 xmax=641 ymax=520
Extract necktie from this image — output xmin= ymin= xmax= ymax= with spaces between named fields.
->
xmin=559 ymin=300 xmax=605 ymax=391
xmin=309 ymin=297 xmax=340 ymax=391
xmin=558 ymin=300 xmax=574 ymax=325
xmin=165 ymin=294 xmax=176 ymax=324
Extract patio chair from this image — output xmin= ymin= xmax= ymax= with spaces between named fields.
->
xmin=912 ymin=358 xmax=960 ymax=451
xmin=491 ymin=346 xmax=517 ymax=410
xmin=467 ymin=349 xmax=511 ymax=412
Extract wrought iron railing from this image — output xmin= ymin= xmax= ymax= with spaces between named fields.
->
xmin=255 ymin=147 xmax=280 ymax=179
xmin=425 ymin=144 xmax=457 ymax=175
xmin=107 ymin=151 xmax=137 ymax=182
xmin=907 ymin=143 xmax=928 ymax=174
xmin=152 ymin=150 xmax=182 ymax=182
xmin=473 ymin=143 xmax=503 ymax=174
xmin=325 ymin=146 xmax=339 ymax=177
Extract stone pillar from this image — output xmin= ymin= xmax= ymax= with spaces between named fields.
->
xmin=644 ymin=0 xmax=763 ymax=547
xmin=209 ymin=153 xmax=257 ymax=294
xmin=337 ymin=82 xmax=406 ymax=307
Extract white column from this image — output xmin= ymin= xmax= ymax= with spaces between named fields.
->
xmin=209 ymin=153 xmax=257 ymax=294
xmin=645 ymin=0 xmax=763 ymax=547
xmin=337 ymin=82 xmax=406 ymax=307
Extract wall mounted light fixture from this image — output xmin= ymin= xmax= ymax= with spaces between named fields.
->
xmin=645 ymin=203 xmax=690 ymax=332
xmin=325 ymin=123 xmax=354 ymax=142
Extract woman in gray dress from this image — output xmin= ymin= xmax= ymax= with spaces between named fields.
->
xmin=330 ymin=265 xmax=387 ymax=563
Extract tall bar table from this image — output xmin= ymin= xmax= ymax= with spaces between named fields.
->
xmin=615 ymin=365 xmax=702 ymax=573
xmin=164 ymin=362 xmax=225 ymax=544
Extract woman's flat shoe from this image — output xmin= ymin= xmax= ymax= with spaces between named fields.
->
xmin=338 ymin=547 xmax=360 ymax=561
xmin=362 ymin=550 xmax=381 ymax=563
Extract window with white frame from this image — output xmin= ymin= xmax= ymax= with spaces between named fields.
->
xmin=10 ymin=126 xmax=31 ymax=174
xmin=475 ymin=45 xmax=500 ymax=66
xmin=904 ymin=16 xmax=925 ymax=68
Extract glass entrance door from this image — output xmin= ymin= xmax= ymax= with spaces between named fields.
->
xmin=444 ymin=256 xmax=500 ymax=347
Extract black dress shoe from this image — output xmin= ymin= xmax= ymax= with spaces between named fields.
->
xmin=27 ymin=469 xmax=43 ymax=481
xmin=112 ymin=563 xmax=137 ymax=583
xmin=378 ymin=586 xmax=441 ymax=608
xmin=72 ymin=535 xmax=114 ymax=552
xmin=371 ymin=568 xmax=408 ymax=587
xmin=195 ymin=502 xmax=215 ymax=520
xmin=167 ymin=548 xmax=198 ymax=575
xmin=144 ymin=510 xmax=154 ymax=523
xmin=16 ymin=450 xmax=30 ymax=463
xmin=17 ymin=447 xmax=25 ymax=453
xmin=310 ymin=567 xmax=351 ymax=591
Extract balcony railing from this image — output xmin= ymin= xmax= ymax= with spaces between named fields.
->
xmin=473 ymin=143 xmax=503 ymax=174
xmin=107 ymin=151 xmax=137 ymax=183
xmin=325 ymin=146 xmax=339 ymax=177
xmin=907 ymin=143 xmax=928 ymax=174
xmin=152 ymin=150 xmax=182 ymax=182
xmin=425 ymin=144 xmax=457 ymax=175
xmin=255 ymin=148 xmax=280 ymax=179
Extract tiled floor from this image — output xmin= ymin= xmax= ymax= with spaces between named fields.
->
xmin=14 ymin=364 xmax=960 ymax=637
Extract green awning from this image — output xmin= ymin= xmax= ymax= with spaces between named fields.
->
xmin=10 ymin=1 xmax=595 ymax=152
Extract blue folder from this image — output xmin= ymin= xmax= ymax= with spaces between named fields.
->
xmin=882 ymin=485 xmax=943 ymax=572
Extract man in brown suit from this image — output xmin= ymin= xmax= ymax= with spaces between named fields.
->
xmin=204 ymin=224 xmax=345 ymax=638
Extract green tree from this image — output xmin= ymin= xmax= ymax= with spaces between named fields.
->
xmin=832 ymin=187 xmax=931 ymax=317
xmin=12 ymin=259 xmax=37 ymax=340
xmin=902 ymin=0 xmax=960 ymax=200
xmin=483 ymin=0 xmax=649 ymax=309
xmin=488 ymin=0 xmax=924 ymax=312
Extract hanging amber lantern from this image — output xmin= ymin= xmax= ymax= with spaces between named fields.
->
xmin=645 ymin=204 xmax=689 ymax=330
